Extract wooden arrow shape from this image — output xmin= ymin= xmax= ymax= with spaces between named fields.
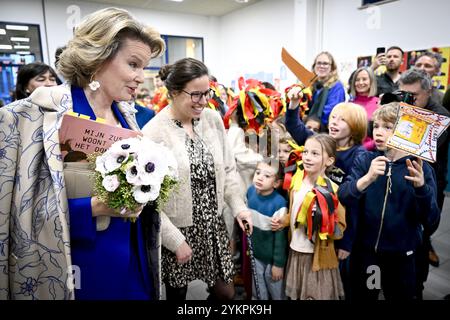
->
xmin=281 ymin=47 xmax=316 ymax=87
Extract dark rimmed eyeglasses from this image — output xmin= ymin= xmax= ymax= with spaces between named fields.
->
xmin=181 ymin=88 xmax=214 ymax=103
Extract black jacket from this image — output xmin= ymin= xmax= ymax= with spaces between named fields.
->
xmin=376 ymin=73 xmax=399 ymax=97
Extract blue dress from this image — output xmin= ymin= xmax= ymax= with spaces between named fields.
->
xmin=134 ymin=102 xmax=155 ymax=129
xmin=67 ymin=86 xmax=153 ymax=300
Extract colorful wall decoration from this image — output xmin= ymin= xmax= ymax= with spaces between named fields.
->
xmin=358 ymin=46 xmax=450 ymax=93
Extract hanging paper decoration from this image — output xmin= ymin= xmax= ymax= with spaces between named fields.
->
xmin=223 ymin=77 xmax=286 ymax=133
xmin=284 ymin=84 xmax=312 ymax=119
xmin=282 ymin=140 xmax=304 ymax=191
xmin=208 ymin=80 xmax=229 ymax=117
xmin=291 ymin=166 xmax=339 ymax=241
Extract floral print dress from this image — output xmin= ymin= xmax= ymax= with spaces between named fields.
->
xmin=162 ymin=120 xmax=234 ymax=288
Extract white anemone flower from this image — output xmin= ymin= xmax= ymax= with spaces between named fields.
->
xmin=133 ymin=184 xmax=161 ymax=204
xmin=102 ymin=174 xmax=120 ymax=192
xmin=95 ymin=149 xmax=129 ymax=174
xmin=151 ymin=141 xmax=178 ymax=179
xmin=95 ymin=155 xmax=109 ymax=175
xmin=110 ymin=136 xmax=142 ymax=155
xmin=125 ymin=160 xmax=141 ymax=185
xmin=135 ymin=148 xmax=167 ymax=186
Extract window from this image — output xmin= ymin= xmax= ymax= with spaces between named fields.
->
xmin=0 ymin=22 xmax=43 ymax=104
xmin=167 ymin=36 xmax=203 ymax=64
xmin=0 ymin=22 xmax=43 ymax=63
xmin=146 ymin=35 xmax=204 ymax=70
xmin=143 ymin=35 xmax=204 ymax=97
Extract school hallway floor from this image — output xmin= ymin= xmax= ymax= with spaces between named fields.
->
xmin=162 ymin=196 xmax=450 ymax=300
xmin=423 ymin=194 xmax=450 ymax=299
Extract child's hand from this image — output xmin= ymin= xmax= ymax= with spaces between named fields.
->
xmin=271 ymin=266 xmax=284 ymax=281
xmin=271 ymin=216 xmax=285 ymax=231
xmin=405 ymin=158 xmax=424 ymax=188
xmin=367 ymin=156 xmax=390 ymax=181
xmin=357 ymin=156 xmax=390 ymax=191
xmin=287 ymin=86 xmax=304 ymax=110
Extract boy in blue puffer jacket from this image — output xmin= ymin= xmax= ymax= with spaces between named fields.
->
xmin=338 ymin=102 xmax=440 ymax=300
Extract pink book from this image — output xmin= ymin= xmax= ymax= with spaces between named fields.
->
xmin=59 ymin=113 xmax=140 ymax=162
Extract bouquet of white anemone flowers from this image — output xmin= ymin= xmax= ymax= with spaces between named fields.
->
xmin=89 ymin=136 xmax=178 ymax=219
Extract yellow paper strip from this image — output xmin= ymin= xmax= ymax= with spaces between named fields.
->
xmin=66 ymin=111 xmax=79 ymax=117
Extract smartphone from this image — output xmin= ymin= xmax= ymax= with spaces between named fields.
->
xmin=376 ymin=47 xmax=386 ymax=55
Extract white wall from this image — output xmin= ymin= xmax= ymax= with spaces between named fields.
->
xmin=218 ymin=0 xmax=295 ymax=89
xmin=217 ymin=0 xmax=450 ymax=89
xmin=1 ymin=0 xmax=220 ymax=68
xmin=45 ymin=0 xmax=221 ymax=68
xmin=322 ymin=0 xmax=450 ymax=84
xmin=1 ymin=0 xmax=312 ymax=92
xmin=217 ymin=0 xmax=325 ymax=91
xmin=3 ymin=0 xmax=450 ymax=91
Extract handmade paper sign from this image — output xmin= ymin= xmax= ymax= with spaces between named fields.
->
xmin=281 ymin=47 xmax=316 ymax=87
xmin=386 ymin=102 xmax=450 ymax=162
xmin=59 ymin=113 xmax=140 ymax=162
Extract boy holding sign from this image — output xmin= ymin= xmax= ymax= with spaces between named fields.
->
xmin=337 ymin=102 xmax=440 ymax=300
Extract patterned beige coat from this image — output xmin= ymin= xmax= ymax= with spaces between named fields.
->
xmin=0 ymin=84 xmax=160 ymax=299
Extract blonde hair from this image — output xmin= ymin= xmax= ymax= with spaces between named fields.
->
xmin=372 ymin=102 xmax=400 ymax=124
xmin=279 ymin=136 xmax=293 ymax=145
xmin=350 ymin=67 xmax=377 ymax=97
xmin=312 ymin=51 xmax=340 ymax=88
xmin=329 ymin=102 xmax=368 ymax=145
xmin=58 ymin=7 xmax=165 ymax=87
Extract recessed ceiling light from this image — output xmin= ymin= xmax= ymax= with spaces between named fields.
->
xmin=235 ymin=0 xmax=249 ymax=3
xmin=6 ymin=25 xmax=29 ymax=31
xmin=0 ymin=29 xmax=6 ymax=35
xmin=16 ymin=51 xmax=31 ymax=55
xmin=14 ymin=45 xmax=30 ymax=49
xmin=168 ymin=0 xmax=184 ymax=2
xmin=0 ymin=44 xmax=13 ymax=50
xmin=10 ymin=37 xmax=29 ymax=42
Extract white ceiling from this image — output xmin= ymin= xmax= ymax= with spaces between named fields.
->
xmin=87 ymin=0 xmax=261 ymax=16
